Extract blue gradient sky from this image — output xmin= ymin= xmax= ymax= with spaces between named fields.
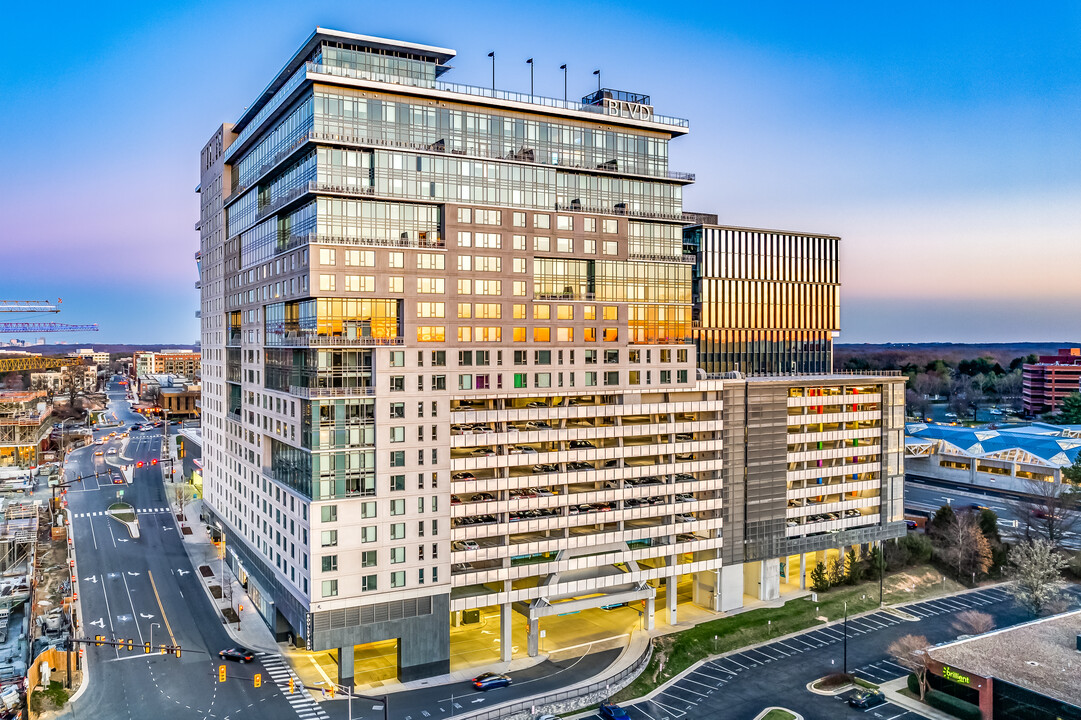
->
xmin=1 ymin=1 xmax=1078 ymax=344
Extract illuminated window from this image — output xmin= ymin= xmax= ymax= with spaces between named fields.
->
xmin=583 ymin=239 xmax=596 ymax=254
xmin=512 ymin=234 xmax=526 ymax=250
xmin=457 ymin=278 xmax=471 ymax=294
xmin=603 ymin=306 xmax=618 ymax=320
xmin=344 ymin=250 xmax=375 ymax=267
xmin=513 ymin=327 xmax=526 ymax=342
xmin=474 ymin=209 xmax=502 ymax=225
xmin=457 ymin=327 xmax=472 ymax=342
xmin=457 ymin=208 xmax=471 ymax=223
xmin=474 ymin=303 xmax=501 ymax=319
xmin=475 ymin=327 xmax=501 ymax=341
xmin=417 ymin=253 xmax=445 ymax=270
xmin=416 ymin=302 xmax=445 ymax=318
xmin=534 ymin=236 xmax=550 ymax=252
xmin=534 ymin=214 xmax=550 ymax=229
xmin=474 ymin=280 xmax=502 ymax=295
xmin=603 ymin=328 xmax=618 ymax=342
xmin=534 ymin=305 xmax=550 ymax=320
xmin=513 ymin=212 xmax=526 ymax=227
xmin=603 ymin=241 xmax=618 ymax=255
xmin=345 ymin=275 xmax=374 ymax=292
xmin=319 ymin=274 xmax=335 ymax=291
xmin=475 ymin=233 xmax=501 ymax=249
xmin=388 ymin=252 xmax=404 ymax=269
xmin=474 ymin=256 xmax=501 ymax=272
xmin=458 ymin=256 xmax=472 ymax=271
xmin=660 ymin=349 xmax=672 ymax=362
xmin=417 ymin=326 xmax=445 ymax=342
xmin=512 ymin=281 xmax=526 ymax=296
xmin=319 ymin=248 xmax=336 ymax=265
xmin=533 ymin=328 xmax=550 ymax=342
xmin=417 ymin=278 xmax=445 ymax=294
xmin=583 ymin=218 xmax=597 ymax=232
xmin=584 ymin=305 xmax=596 ymax=320
xmin=556 ymin=238 xmax=573 ymax=253
xmin=512 ymin=258 xmax=527 ymax=273
xmin=513 ymin=304 xmax=526 ymax=319
xmin=388 ymin=276 xmax=404 ymax=293
xmin=457 ymin=303 xmax=472 ymax=319
xmin=629 ymin=371 xmax=641 ymax=385
xmin=557 ymin=328 xmax=574 ymax=342
xmin=584 ymin=328 xmax=597 ymax=342
xmin=603 ymin=219 xmax=618 ymax=233
xmin=556 ymin=215 xmax=573 ymax=231
xmin=457 ymin=231 xmax=472 ymax=247
xmin=556 ymin=305 xmax=573 ymax=320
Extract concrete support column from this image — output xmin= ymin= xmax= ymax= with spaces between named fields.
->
xmin=666 ymin=575 xmax=677 ymax=626
xmin=500 ymin=603 xmax=512 ymax=663
xmin=799 ymin=553 xmax=807 ymax=590
xmin=527 ymin=618 xmax=539 ymax=657
xmin=644 ymin=596 xmax=655 ymax=630
xmin=337 ymin=644 xmax=354 ymax=689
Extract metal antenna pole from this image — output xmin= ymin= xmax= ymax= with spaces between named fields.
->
xmin=560 ymin=64 xmax=567 ymax=102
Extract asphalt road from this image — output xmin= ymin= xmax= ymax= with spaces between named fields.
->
xmin=64 ymin=378 xmax=318 ymax=720
xmin=599 ymin=585 xmax=1081 ymax=720
xmin=905 ymin=475 xmax=1081 ymax=549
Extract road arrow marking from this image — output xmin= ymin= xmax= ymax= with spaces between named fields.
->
xmin=84 ymin=576 xmax=98 ymax=583
xmin=90 ymin=618 xmax=104 ymax=628
xmin=471 ymin=699 xmax=484 ymax=704
xmin=177 ymin=569 xmax=190 ymax=576
xmin=139 ymin=613 xmax=155 ymax=619
xmin=127 ymin=572 xmax=140 ymax=576
xmin=117 ymin=539 xmax=128 ymax=543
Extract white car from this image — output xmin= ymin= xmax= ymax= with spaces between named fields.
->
xmin=675 ymin=494 xmax=697 ymax=503
xmin=509 ymin=445 xmax=538 ymax=454
xmin=453 ymin=540 xmax=479 ymax=551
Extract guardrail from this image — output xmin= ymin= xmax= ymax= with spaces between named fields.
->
xmin=459 ymin=640 xmax=653 ymax=720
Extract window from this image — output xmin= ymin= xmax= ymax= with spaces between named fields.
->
xmin=391 ymin=571 xmax=406 ymax=588
xmin=585 ymin=350 xmax=597 ymax=364
xmin=388 ymin=276 xmax=404 ymax=293
xmin=586 ymin=371 xmax=598 ymax=386
xmin=678 ymin=349 xmax=689 ymax=362
xmin=512 ymin=281 xmax=526 ymax=296
xmin=661 ymin=349 xmax=672 ymax=362
xmin=583 ymin=217 xmax=597 ymax=232
xmin=389 ymin=351 xmax=405 ymax=367
xmin=457 ymin=278 xmax=471 ymax=294
xmin=513 ymin=304 xmax=527 ymax=319
xmin=605 ymin=349 xmax=620 ymax=364
xmin=513 ymin=234 xmax=526 ymax=250
xmin=557 ymin=327 xmax=574 ymax=342
xmin=474 ymin=256 xmax=501 ymax=272
xmin=390 ymin=426 xmax=405 ymax=443
xmin=603 ymin=241 xmax=618 ymax=255
xmin=457 ymin=303 xmax=472 ymax=319
xmin=603 ymin=219 xmax=618 ymax=233
xmin=344 ymin=250 xmax=375 ymax=267
xmin=514 ymin=350 xmax=528 ymax=365
xmin=417 ymin=278 xmax=445 ymax=293
xmin=603 ymin=306 xmax=618 ymax=320
xmin=390 ymin=451 xmax=405 ymax=467
xmin=320 ymin=530 xmax=338 ymax=547
xmin=603 ymin=328 xmax=619 ymax=341
xmin=388 ymin=252 xmax=404 ymax=268
xmin=417 ymin=253 xmax=445 ymax=270
xmin=535 ymin=373 xmax=551 ymax=388
xmin=458 ymin=232 xmax=472 ymax=248
xmin=513 ymin=212 xmax=526 ymax=227
xmin=390 ymin=402 xmax=405 ymax=418
xmin=512 ymin=258 xmax=527 ymax=273
xmin=583 ymin=239 xmax=596 ymax=254
xmin=390 ymin=474 xmax=405 ymax=491
xmin=629 ymin=370 xmax=641 ymax=385
xmin=514 ymin=373 xmax=527 ymax=388
xmin=678 ymin=369 xmax=689 ymax=383
xmin=320 ymin=506 xmax=337 ymax=523
xmin=474 ymin=280 xmax=502 ymax=295
xmin=661 ymin=370 xmax=672 ymax=383
xmin=361 ymin=551 xmax=377 ymax=567
xmin=319 ymin=248 xmax=336 ymax=265
xmin=318 ymin=274 xmax=335 ymax=291
xmin=556 ymin=215 xmax=573 ymax=231
xmin=391 ymin=547 xmax=406 ymax=564
xmin=416 ymin=302 xmax=445 ymax=318
xmin=534 ymin=214 xmax=551 ymax=229
xmin=361 ymin=502 xmax=376 ymax=518
xmin=321 ymin=579 xmax=338 ymax=597
xmin=458 ymin=255 xmax=471 ymax=272
xmin=534 ymin=350 xmax=552 ymax=365
xmin=604 ymin=371 xmax=619 ymax=386
xmin=533 ymin=327 xmax=550 ymax=342
xmin=417 ymin=326 xmax=445 ymax=342
xmin=458 ymin=374 xmax=472 ymax=390
xmin=474 ymin=304 xmax=501 ymax=319
xmin=431 ymin=350 xmax=446 ymax=366
xmin=362 ymin=575 xmax=377 ymax=592
xmin=391 ymin=523 xmax=405 ymax=540
xmin=557 ymin=305 xmax=574 ymax=320
xmin=432 ymin=375 xmax=446 ymax=390
xmin=533 ymin=236 xmax=550 ymax=252
xmin=534 ymin=305 xmax=550 ymax=320
xmin=390 ymin=376 xmax=405 ymax=391
xmin=321 ymin=556 xmax=338 ymax=572
xmin=584 ymin=305 xmax=596 ymax=320
xmin=556 ymin=237 xmax=573 ymax=253
xmin=459 ymin=350 xmax=473 ymax=366
xmin=361 ymin=526 xmax=377 ymax=543
xmin=457 ymin=207 xmax=472 ymax=223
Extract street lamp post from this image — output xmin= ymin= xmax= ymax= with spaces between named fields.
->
xmin=559 ymin=64 xmax=567 ymax=102
xmin=150 ymin=622 xmax=160 ymax=649
xmin=842 ymin=600 xmax=848 ymax=675
xmin=487 ymin=51 xmax=495 ymax=91
xmin=526 ymin=58 xmax=534 ymax=98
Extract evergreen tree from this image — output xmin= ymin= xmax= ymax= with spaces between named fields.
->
xmin=844 ymin=548 xmax=862 ymax=585
xmin=810 ymin=561 xmax=830 ymax=592
xmin=1057 ymin=392 xmax=1081 ymax=425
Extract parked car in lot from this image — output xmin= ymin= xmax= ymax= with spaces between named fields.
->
xmin=452 ymin=472 xmax=476 ymax=481
xmin=453 ymin=540 xmax=480 ymax=551
xmin=567 ymin=461 xmax=592 ymax=471
xmin=472 ymin=672 xmax=511 ymax=690
xmin=469 ymin=493 xmax=495 ymax=502
xmin=569 ymin=440 xmax=595 ymax=449
xmin=599 ymin=702 xmax=630 ymax=720
xmin=532 ymin=464 xmax=558 ymax=474
xmin=509 ymin=445 xmax=538 ymax=454
xmin=848 ymin=690 xmax=886 ymax=709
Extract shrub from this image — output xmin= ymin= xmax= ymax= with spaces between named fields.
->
xmin=901 ymin=533 xmax=934 ymax=564
xmin=810 ymin=561 xmax=830 ymax=592
xmin=885 ymin=539 xmax=911 ymax=570
xmin=926 ymin=689 xmax=982 ymax=720
xmin=907 ymin=673 xmax=920 ymax=695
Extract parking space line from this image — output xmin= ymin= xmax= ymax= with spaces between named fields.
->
xmin=680 ymin=675 xmax=719 ymax=690
xmin=756 ymin=646 xmax=787 ymax=659
xmin=724 ymin=656 xmax=753 ymax=670
xmin=693 ymin=667 xmax=732 ymax=682
xmin=776 ymin=640 xmax=804 ymax=653
xmin=744 ymin=648 xmax=776 ymax=662
xmin=649 ymin=697 xmax=689 ymax=716
xmin=671 ymin=682 xmax=710 ymax=698
xmin=712 ymin=659 xmax=745 ymax=673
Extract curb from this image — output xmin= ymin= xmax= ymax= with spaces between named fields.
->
xmin=64 ymin=507 xmax=91 ymax=705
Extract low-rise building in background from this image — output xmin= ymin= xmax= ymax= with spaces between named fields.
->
xmin=1022 ymin=348 xmax=1081 ymax=416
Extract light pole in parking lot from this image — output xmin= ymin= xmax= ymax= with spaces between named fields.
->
xmin=842 ymin=600 xmax=848 ymax=675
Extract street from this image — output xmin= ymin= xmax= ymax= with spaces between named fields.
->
xmin=66 ymin=378 xmax=316 ymax=720
xmin=602 ymin=585 xmax=1081 ymax=720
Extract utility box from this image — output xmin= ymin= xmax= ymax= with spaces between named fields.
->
xmin=462 ymin=609 xmax=481 ymax=624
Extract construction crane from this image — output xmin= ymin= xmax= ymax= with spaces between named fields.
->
xmin=0 ymin=356 xmax=84 ymax=373
xmin=0 ymin=323 xmax=97 ymax=333
xmin=0 ymin=300 xmax=62 ymax=313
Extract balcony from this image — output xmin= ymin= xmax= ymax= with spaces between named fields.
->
xmin=288 ymin=385 xmax=376 ymax=398
xmin=265 ymin=331 xmax=403 ymax=347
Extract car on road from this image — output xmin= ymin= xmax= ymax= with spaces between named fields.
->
xmin=94 ymin=451 xmax=103 ymax=457
xmin=905 ymin=519 xmax=919 ymax=529
xmin=847 ymin=690 xmax=886 ymax=709
xmin=111 ymin=475 xmax=124 ymax=485
xmin=107 ymin=448 xmax=117 ymax=455
xmin=218 ymin=647 xmax=255 ymax=663
xmin=471 ymin=672 xmax=511 ymax=690
xmin=599 ymin=702 xmax=630 ymax=720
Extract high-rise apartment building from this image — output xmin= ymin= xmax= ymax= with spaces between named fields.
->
xmin=197 ymin=28 xmax=904 ymax=686
xmin=1022 ymin=348 xmax=1081 ymax=415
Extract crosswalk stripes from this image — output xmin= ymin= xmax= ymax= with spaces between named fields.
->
xmin=257 ymin=653 xmax=329 ymax=720
xmin=73 ymin=507 xmax=170 ymax=518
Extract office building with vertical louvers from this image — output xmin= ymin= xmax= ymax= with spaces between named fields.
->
xmin=196 ymin=27 xmax=904 ymax=687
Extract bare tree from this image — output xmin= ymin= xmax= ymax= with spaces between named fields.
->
xmin=951 ymin=610 xmax=994 ymax=636
xmin=1007 ymin=477 xmax=1080 ymax=548
xmin=1006 ymin=539 xmax=1067 ymax=616
xmin=888 ymin=635 xmax=932 ymax=699
xmin=938 ymin=510 xmax=993 ymax=580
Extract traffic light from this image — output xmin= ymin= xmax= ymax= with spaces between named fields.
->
xmin=218 ymin=665 xmax=226 ymax=683
xmin=328 ymin=685 xmax=336 ymax=699
xmin=144 ymin=642 xmax=151 ymax=654
xmin=173 ymin=646 xmax=181 ymax=659
xmin=151 ymin=458 xmax=158 ymax=466
xmin=127 ymin=638 xmax=133 ymax=651
xmin=253 ymin=673 xmax=262 ymax=688
xmin=289 ymin=677 xmax=295 ymax=694
xmin=160 ymin=645 xmax=167 ymax=655
xmin=136 ymin=461 xmax=144 ymax=468
xmin=95 ymin=635 xmax=103 ymax=647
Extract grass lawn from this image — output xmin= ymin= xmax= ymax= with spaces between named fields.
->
xmin=107 ymin=502 xmax=136 ymax=523
xmin=761 ymin=710 xmax=796 ymax=720
xmin=613 ymin=565 xmax=968 ymax=702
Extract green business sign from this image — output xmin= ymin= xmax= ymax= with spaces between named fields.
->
xmin=943 ymin=666 xmax=971 ymax=685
